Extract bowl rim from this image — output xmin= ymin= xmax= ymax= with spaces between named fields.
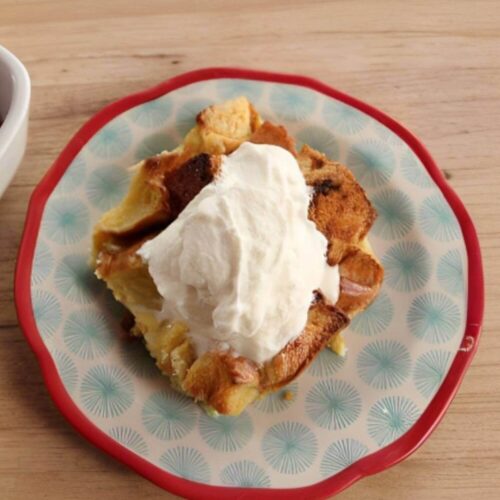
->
xmin=0 ymin=45 xmax=31 ymax=158
xmin=14 ymin=67 xmax=484 ymax=499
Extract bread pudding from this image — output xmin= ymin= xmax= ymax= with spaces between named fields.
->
xmin=92 ymin=97 xmax=383 ymax=416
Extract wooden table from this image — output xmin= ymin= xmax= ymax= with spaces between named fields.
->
xmin=1 ymin=1 xmax=498 ymax=498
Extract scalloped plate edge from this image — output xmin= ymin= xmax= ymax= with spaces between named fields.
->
xmin=14 ymin=67 xmax=484 ymax=500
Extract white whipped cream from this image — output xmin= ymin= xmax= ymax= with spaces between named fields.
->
xmin=138 ymin=142 xmax=339 ymax=364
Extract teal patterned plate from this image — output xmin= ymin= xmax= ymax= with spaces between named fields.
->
xmin=16 ymin=68 xmax=483 ymax=499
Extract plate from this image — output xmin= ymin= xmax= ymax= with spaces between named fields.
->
xmin=15 ymin=68 xmax=484 ymax=499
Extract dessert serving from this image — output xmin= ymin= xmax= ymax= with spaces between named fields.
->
xmin=91 ymin=97 xmax=384 ymax=416
xmin=19 ymin=69 xmax=476 ymax=496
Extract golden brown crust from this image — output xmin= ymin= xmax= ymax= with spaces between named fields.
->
xmin=184 ymin=96 xmax=263 ymax=155
xmin=337 ymin=247 xmax=384 ymax=315
xmin=93 ymin=153 xmax=220 ymax=262
xmin=95 ymin=234 xmax=154 ymax=278
xmin=181 ymin=351 xmax=260 ymax=415
xmin=225 ymin=355 xmax=260 ymax=385
xmin=94 ymin=235 xmax=163 ymax=314
xmin=92 ymin=98 xmax=383 ymax=416
xmin=298 ymin=145 xmax=377 ymax=265
xmin=260 ymin=296 xmax=349 ymax=391
xmin=95 ymin=151 xmax=190 ymax=237
xmin=249 ymin=121 xmax=297 ymax=156
xmin=181 ymin=295 xmax=349 ymax=415
xmin=165 ymin=154 xmax=221 ymax=218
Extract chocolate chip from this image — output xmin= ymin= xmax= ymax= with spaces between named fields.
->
xmin=313 ymin=179 xmax=341 ymax=196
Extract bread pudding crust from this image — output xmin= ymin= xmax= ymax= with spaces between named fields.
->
xmin=92 ymin=97 xmax=384 ymax=415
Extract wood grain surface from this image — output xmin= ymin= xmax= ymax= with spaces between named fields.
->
xmin=1 ymin=1 xmax=499 ymax=498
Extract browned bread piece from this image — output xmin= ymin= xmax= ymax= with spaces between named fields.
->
xmin=259 ymin=294 xmax=349 ymax=391
xmin=93 ymin=96 xmax=260 ymax=260
xmin=165 ymin=153 xmax=221 ymax=217
xmin=249 ymin=122 xmax=377 ymax=265
xmin=93 ymin=153 xmax=221 ymax=262
xmin=337 ymin=247 xmax=384 ymax=316
xmin=183 ymin=96 xmax=262 ymax=155
xmin=95 ymin=236 xmax=163 ymax=312
xmin=93 ymin=151 xmax=189 ymax=240
xmin=181 ymin=295 xmax=349 ymax=415
xmin=92 ymin=98 xmax=384 ymax=416
xmin=298 ymin=145 xmax=377 ymax=266
xmin=249 ymin=121 xmax=297 ymax=156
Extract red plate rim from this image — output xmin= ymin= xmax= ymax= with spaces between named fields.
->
xmin=14 ymin=67 xmax=484 ymax=499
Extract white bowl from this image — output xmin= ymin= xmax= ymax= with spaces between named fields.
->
xmin=0 ymin=45 xmax=31 ymax=198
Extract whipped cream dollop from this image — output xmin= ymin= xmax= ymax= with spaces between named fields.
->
xmin=138 ymin=142 xmax=339 ymax=364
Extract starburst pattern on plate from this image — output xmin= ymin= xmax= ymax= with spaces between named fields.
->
xmin=400 ymin=148 xmax=433 ymax=188
xmin=142 ymin=390 xmax=198 ymax=440
xmin=85 ymin=164 xmax=130 ymax=211
xmin=160 ymin=446 xmax=210 ymax=483
xmin=253 ymin=383 xmax=298 ymax=413
xmin=119 ymin=338 xmax=159 ymax=379
xmin=32 ymin=289 xmax=62 ymax=340
xmin=87 ymin=118 xmax=132 ymax=159
xmin=199 ymin=412 xmax=253 ymax=452
xmin=323 ymin=100 xmax=369 ymax=135
xmin=55 ymin=154 xmax=87 ymax=195
xmin=407 ymin=292 xmax=461 ymax=343
xmin=81 ymin=365 xmax=134 ymax=418
xmin=308 ymin=348 xmax=346 ymax=377
xmin=31 ymin=240 xmax=54 ymax=286
xmin=414 ymin=350 xmax=452 ymax=398
xmin=320 ymin=439 xmax=369 ymax=477
xmin=53 ymin=351 xmax=78 ymax=394
xmin=372 ymin=188 xmax=415 ymax=240
xmin=306 ymin=380 xmax=362 ymax=430
xmin=419 ymin=193 xmax=461 ymax=241
xmin=220 ymin=460 xmax=271 ymax=488
xmin=357 ymin=340 xmax=411 ymax=389
xmin=216 ymin=78 xmax=264 ymax=103
xmin=269 ymin=84 xmax=316 ymax=121
xmin=109 ymin=426 xmax=149 ymax=456
xmin=134 ymin=132 xmax=178 ymax=160
xmin=54 ymin=254 xmax=103 ymax=304
xmin=437 ymin=249 xmax=465 ymax=296
xmin=63 ymin=309 xmax=114 ymax=360
xmin=347 ymin=139 xmax=395 ymax=188
xmin=372 ymin=123 xmax=404 ymax=147
xmin=383 ymin=241 xmax=432 ymax=292
xmin=262 ymin=421 xmax=318 ymax=474
xmin=367 ymin=396 xmax=420 ymax=446
xmin=296 ymin=125 xmax=340 ymax=159
xmin=129 ymin=96 xmax=173 ymax=128
xmin=57 ymin=154 xmax=86 ymax=192
xmin=349 ymin=291 xmax=394 ymax=336
xmin=42 ymin=197 xmax=89 ymax=245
